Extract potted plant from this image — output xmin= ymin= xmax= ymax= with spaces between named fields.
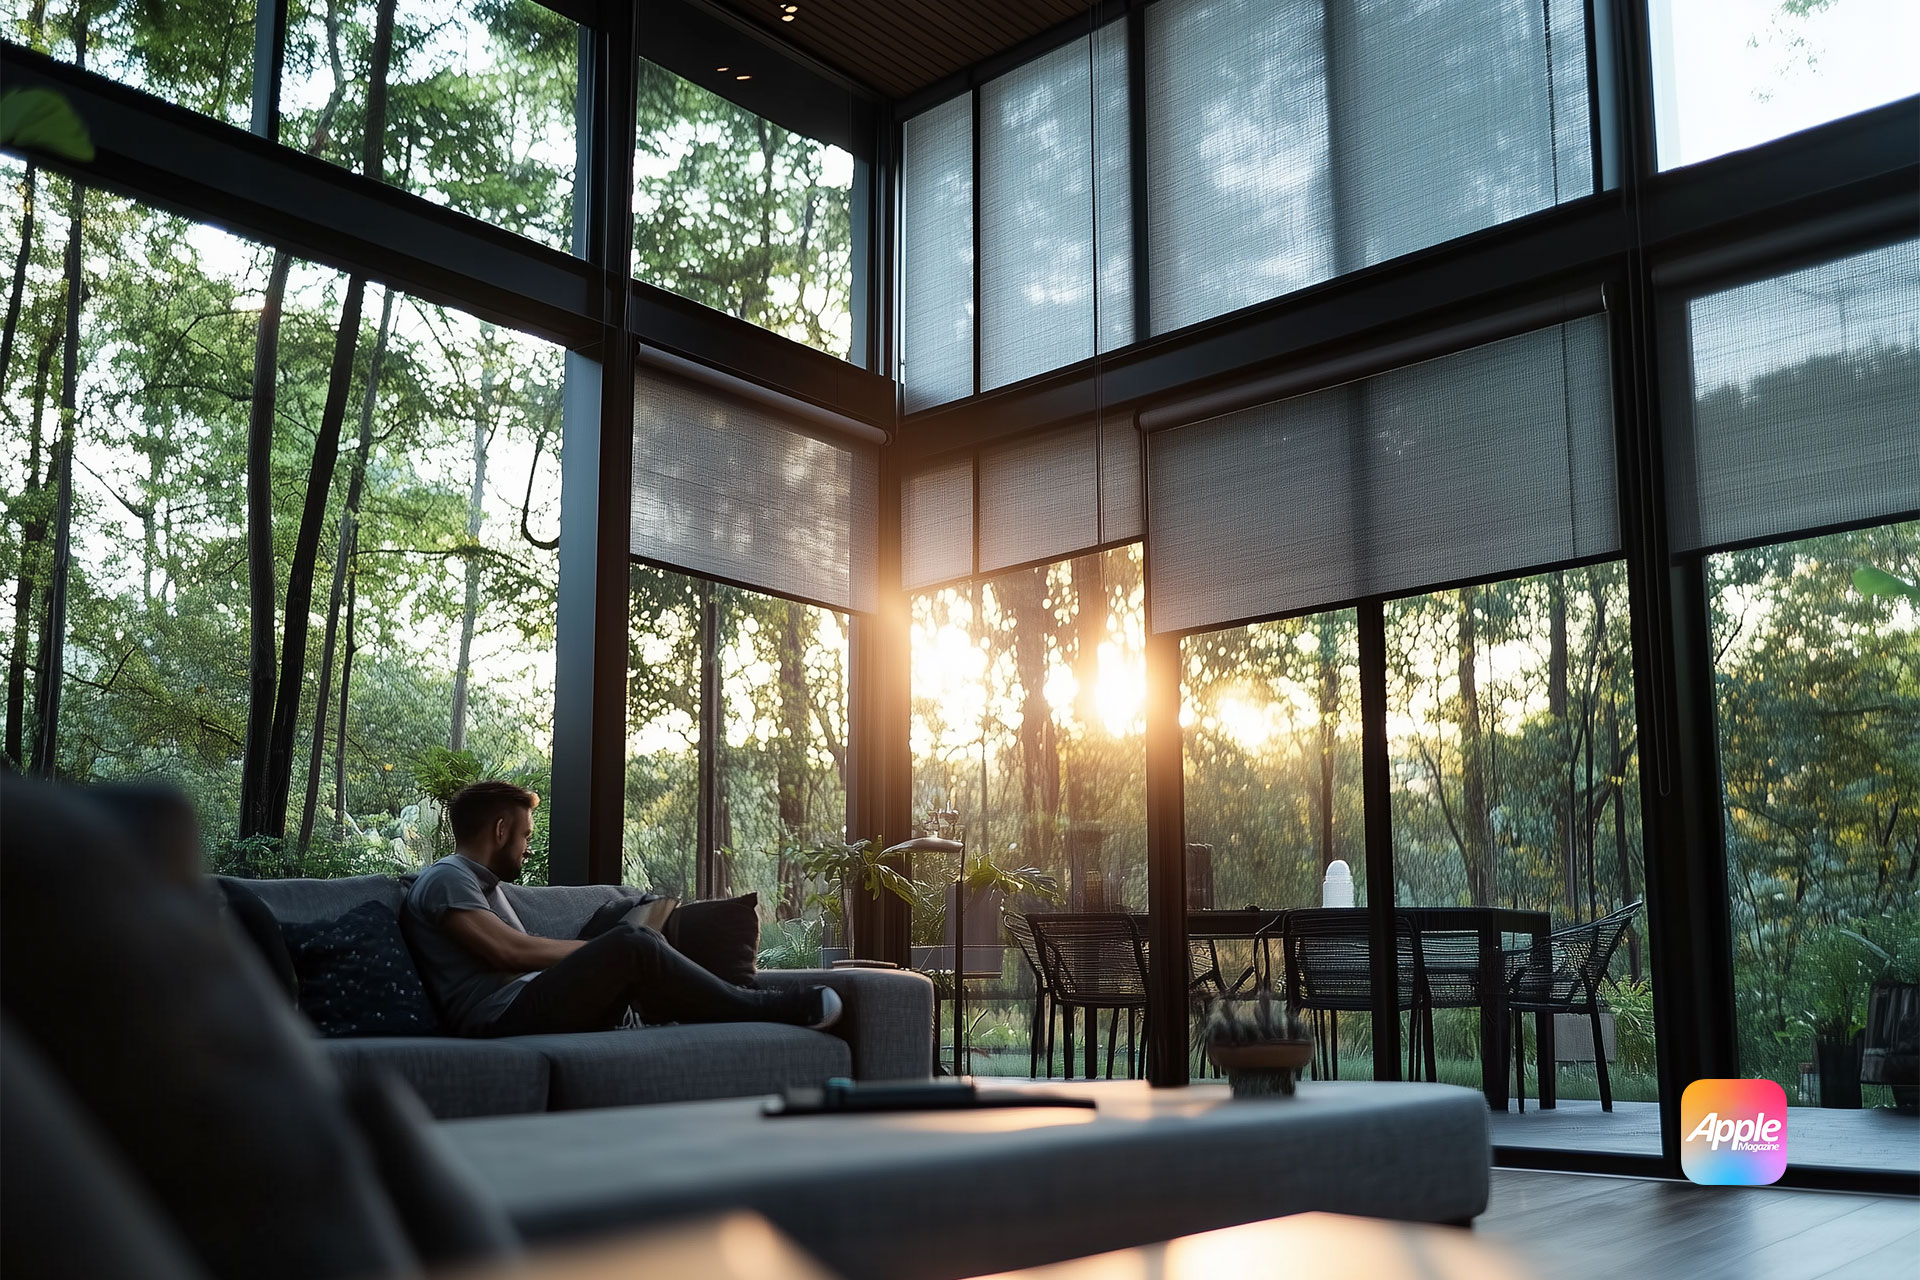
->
xmin=1793 ymin=925 xmax=1878 ymax=1109
xmin=791 ymin=837 xmax=924 ymax=959
xmin=1202 ymin=990 xmax=1314 ymax=1097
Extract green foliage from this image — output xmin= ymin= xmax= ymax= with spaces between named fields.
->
xmin=1606 ymin=979 xmax=1658 ymax=1077
xmin=757 ymin=916 xmax=824 ymax=971
xmin=1854 ymin=566 xmax=1920 ymax=604
xmin=0 ymin=88 xmax=95 ymax=161
xmin=1202 ymin=990 xmax=1311 ymax=1046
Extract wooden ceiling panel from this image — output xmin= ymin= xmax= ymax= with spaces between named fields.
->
xmin=715 ymin=0 xmax=1099 ymax=99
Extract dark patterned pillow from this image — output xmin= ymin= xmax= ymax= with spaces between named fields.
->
xmin=283 ymin=901 xmax=440 ymax=1037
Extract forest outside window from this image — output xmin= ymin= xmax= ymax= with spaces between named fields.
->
xmin=633 ymin=58 xmax=854 ymax=360
xmin=0 ymin=157 xmax=565 ymax=880
xmin=909 ymin=545 xmax=1146 ymax=1073
xmin=626 ymin=565 xmax=850 ymax=970
xmin=4 ymin=0 xmax=258 ymax=129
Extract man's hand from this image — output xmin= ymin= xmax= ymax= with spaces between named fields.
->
xmin=443 ymin=907 xmax=585 ymax=972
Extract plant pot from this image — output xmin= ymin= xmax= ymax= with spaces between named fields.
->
xmin=1206 ymin=1041 xmax=1313 ymax=1098
xmin=1815 ymin=1035 xmax=1864 ymax=1109
xmin=1860 ymin=981 xmax=1919 ymax=1113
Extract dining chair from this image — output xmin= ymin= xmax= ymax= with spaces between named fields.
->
xmin=1504 ymin=900 xmax=1643 ymax=1111
xmin=1413 ymin=924 xmax=1489 ymax=1086
xmin=1003 ymin=911 xmax=1056 ymax=1078
xmin=1282 ymin=908 xmax=1430 ymax=1082
xmin=1029 ymin=913 xmax=1150 ymax=1080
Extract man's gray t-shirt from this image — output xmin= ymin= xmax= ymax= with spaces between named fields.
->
xmin=404 ymin=854 xmax=537 ymax=1034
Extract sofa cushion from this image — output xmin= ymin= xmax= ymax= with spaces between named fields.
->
xmin=514 ymin=1024 xmax=853 ymax=1110
xmin=346 ymin=1072 xmax=522 ymax=1266
xmin=215 ymin=878 xmax=301 ymax=1004
xmin=666 ymin=893 xmax=760 ymax=987
xmin=501 ymin=881 xmax=632 ymax=939
xmin=220 ymin=872 xmax=409 ymax=924
xmin=318 ymin=1037 xmax=551 ymax=1119
xmin=0 ymin=777 xmax=418 ymax=1280
xmin=284 ymin=901 xmax=440 ymax=1037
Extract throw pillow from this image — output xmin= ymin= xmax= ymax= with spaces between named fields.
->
xmin=665 ymin=893 xmax=760 ymax=987
xmin=344 ymin=1072 xmax=520 ymax=1267
xmin=0 ymin=775 xmax=418 ymax=1280
xmin=214 ymin=878 xmax=301 ymax=1005
xmin=283 ymin=900 xmax=440 ymax=1037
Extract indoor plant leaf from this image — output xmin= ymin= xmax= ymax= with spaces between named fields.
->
xmin=1853 ymin=566 xmax=1920 ymax=602
xmin=0 ymin=88 xmax=96 ymax=162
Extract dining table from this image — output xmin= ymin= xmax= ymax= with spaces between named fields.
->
xmin=1175 ymin=906 xmax=1555 ymax=1111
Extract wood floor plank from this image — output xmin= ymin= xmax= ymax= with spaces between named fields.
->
xmin=1476 ymin=1171 xmax=1916 ymax=1280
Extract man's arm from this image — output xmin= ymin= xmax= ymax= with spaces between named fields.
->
xmin=443 ymin=907 xmax=585 ymax=972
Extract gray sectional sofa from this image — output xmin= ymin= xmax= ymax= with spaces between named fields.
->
xmin=228 ymin=873 xmax=936 ymax=1118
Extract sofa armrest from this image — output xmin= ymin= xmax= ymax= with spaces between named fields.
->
xmin=753 ymin=968 xmax=935 ymax=1081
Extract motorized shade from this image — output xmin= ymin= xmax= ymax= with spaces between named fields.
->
xmin=1145 ymin=314 xmax=1617 ymax=634
xmin=978 ymin=21 xmax=1132 ymax=392
xmin=1145 ymin=0 xmax=1592 ymax=337
xmin=1664 ymin=238 xmax=1920 ymax=553
xmin=903 ymin=415 xmax=1144 ymax=589
xmin=630 ymin=369 xmax=878 ymax=613
xmin=902 ymin=95 xmax=974 ymax=412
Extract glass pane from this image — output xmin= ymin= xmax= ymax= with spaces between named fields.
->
xmin=282 ymin=0 xmax=578 ymax=251
xmin=1388 ymin=565 xmax=1656 ymax=1153
xmin=634 ymin=59 xmax=854 ymax=360
xmin=910 ymin=545 xmax=1148 ymax=1075
xmin=4 ymin=0 xmax=256 ymax=128
xmin=1650 ymin=0 xmax=1920 ymax=171
xmin=1709 ymin=521 xmax=1920 ymax=1174
xmin=1184 ymin=609 xmax=1364 ymax=1057
xmin=1146 ymin=0 xmax=1593 ymax=336
xmin=0 ymin=157 xmax=565 ymax=879
xmin=900 ymin=93 xmax=973 ymax=411
xmin=716 ymin=586 xmax=849 ymax=969
xmin=625 ymin=564 xmax=701 ymax=896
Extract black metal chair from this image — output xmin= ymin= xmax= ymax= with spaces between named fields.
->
xmin=1188 ymin=937 xmax=1229 ymax=1076
xmin=1282 ymin=909 xmax=1430 ymax=1081
xmin=1504 ymin=900 xmax=1643 ymax=1111
xmin=1003 ymin=911 xmax=1056 ymax=1078
xmin=1029 ymin=913 xmax=1149 ymax=1079
xmin=1414 ymin=924 xmax=1491 ymax=1086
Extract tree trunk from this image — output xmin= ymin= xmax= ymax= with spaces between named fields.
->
xmin=449 ymin=358 xmax=495 ymax=752
xmin=0 ymin=162 xmax=36 ymax=400
xmin=263 ymin=0 xmax=396 ymax=838
xmin=236 ymin=249 xmax=294 ymax=837
xmin=1066 ymin=552 xmax=1106 ymax=823
xmin=334 ymin=537 xmax=358 ymax=841
xmin=29 ymin=174 xmax=84 ymax=778
xmin=1316 ymin=613 xmax=1340 ymax=870
xmin=5 ymin=331 xmax=57 ymax=765
xmin=1456 ymin=587 xmax=1494 ymax=905
xmin=1549 ymin=572 xmax=1577 ymax=914
xmin=263 ymin=275 xmax=366 ymax=836
xmin=1003 ymin=567 xmax=1060 ymax=866
xmin=298 ymin=286 xmax=395 ymax=854
xmin=774 ymin=602 xmax=809 ymax=917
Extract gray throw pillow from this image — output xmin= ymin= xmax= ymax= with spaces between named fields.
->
xmin=0 ymin=776 xmax=419 ymax=1280
xmin=346 ymin=1072 xmax=521 ymax=1267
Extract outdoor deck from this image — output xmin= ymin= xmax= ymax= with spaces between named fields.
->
xmin=1486 ymin=1099 xmax=1917 ymax=1172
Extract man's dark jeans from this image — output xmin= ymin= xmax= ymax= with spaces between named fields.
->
xmin=482 ymin=924 xmax=810 ymax=1037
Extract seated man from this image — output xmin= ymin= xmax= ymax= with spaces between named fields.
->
xmin=405 ymin=780 xmax=839 ymax=1038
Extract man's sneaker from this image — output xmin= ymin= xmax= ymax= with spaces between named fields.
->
xmin=807 ymin=986 xmax=844 ymax=1030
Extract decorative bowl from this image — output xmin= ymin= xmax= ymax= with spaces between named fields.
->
xmin=1206 ymin=1040 xmax=1313 ymax=1097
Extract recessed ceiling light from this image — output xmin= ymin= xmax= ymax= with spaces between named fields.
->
xmin=781 ymin=12 xmax=794 ymax=19
xmin=716 ymin=65 xmax=729 ymax=72
xmin=736 ymin=73 xmax=752 ymax=80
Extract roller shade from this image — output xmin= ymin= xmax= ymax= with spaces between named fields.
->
xmin=902 ymin=459 xmax=975 ymax=590
xmin=1146 ymin=314 xmax=1617 ymax=634
xmin=902 ymin=95 xmax=974 ymax=413
xmin=631 ymin=369 xmax=877 ymax=614
xmin=1145 ymin=0 xmax=1592 ymax=337
xmin=1665 ymin=238 xmax=1920 ymax=553
xmin=979 ymin=21 xmax=1132 ymax=392
xmin=903 ymin=415 xmax=1144 ymax=590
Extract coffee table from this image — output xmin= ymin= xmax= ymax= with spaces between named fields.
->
xmin=441 ymin=1080 xmax=1491 ymax=1280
